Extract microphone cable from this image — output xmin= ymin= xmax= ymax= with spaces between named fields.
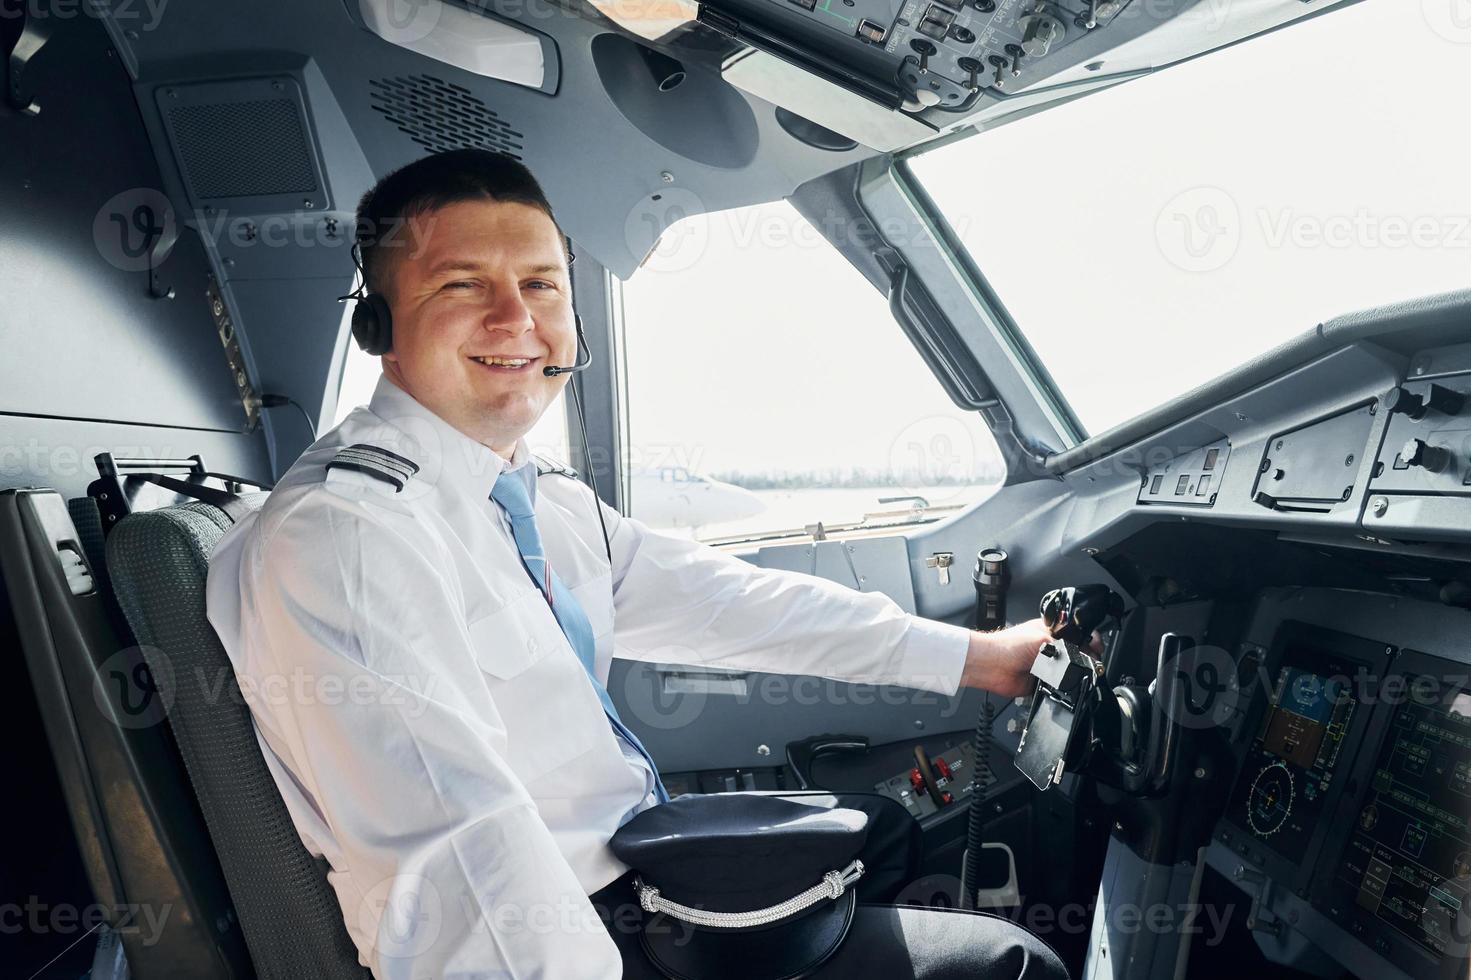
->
xmin=566 ymin=366 xmax=614 ymax=566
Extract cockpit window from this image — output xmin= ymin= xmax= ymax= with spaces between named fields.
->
xmin=908 ymin=2 xmax=1471 ymax=437
xmin=618 ymin=200 xmax=1002 ymax=543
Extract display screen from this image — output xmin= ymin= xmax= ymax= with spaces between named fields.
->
xmin=1334 ymin=678 xmax=1471 ymax=962
xmin=1227 ymin=642 xmax=1369 ymax=860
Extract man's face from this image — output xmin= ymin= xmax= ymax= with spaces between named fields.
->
xmin=380 ymin=199 xmax=575 ymax=456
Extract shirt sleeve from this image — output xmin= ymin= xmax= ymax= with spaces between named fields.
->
xmin=213 ymin=495 xmax=622 ymax=980
xmin=602 ymin=506 xmax=970 ymax=696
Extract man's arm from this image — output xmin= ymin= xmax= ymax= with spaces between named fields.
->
xmin=601 ymin=505 xmax=1039 ymax=697
xmin=213 ymin=500 xmax=621 ymax=979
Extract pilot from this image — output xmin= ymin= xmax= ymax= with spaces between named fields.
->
xmin=206 ymin=149 xmax=1068 ymax=979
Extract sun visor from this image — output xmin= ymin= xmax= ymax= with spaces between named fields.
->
xmin=358 ymin=0 xmax=549 ymax=92
xmin=721 ymin=47 xmax=938 ymax=153
xmin=582 ymin=0 xmax=702 ymax=42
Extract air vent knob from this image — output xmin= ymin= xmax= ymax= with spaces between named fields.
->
xmin=1401 ymin=438 xmax=1450 ymax=472
xmin=1386 ymin=384 xmax=1464 ymax=419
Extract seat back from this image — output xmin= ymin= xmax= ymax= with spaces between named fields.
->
xmin=0 ymin=489 xmax=251 ymax=978
xmin=105 ymin=499 xmax=370 ymax=980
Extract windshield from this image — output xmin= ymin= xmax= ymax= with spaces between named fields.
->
xmin=618 ymin=200 xmax=1003 ymax=543
xmin=909 ymin=2 xmax=1471 ymax=438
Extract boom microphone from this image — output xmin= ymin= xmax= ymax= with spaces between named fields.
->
xmin=543 ymin=315 xmax=593 ymax=377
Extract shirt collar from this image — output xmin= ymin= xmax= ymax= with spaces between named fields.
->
xmin=367 ymin=375 xmax=537 ymax=502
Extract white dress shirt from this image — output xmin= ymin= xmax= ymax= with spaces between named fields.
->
xmin=206 ymin=376 xmax=970 ymax=979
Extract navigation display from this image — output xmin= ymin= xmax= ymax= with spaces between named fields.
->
xmin=1333 ymin=675 xmax=1471 ymax=964
xmin=1226 ymin=637 xmax=1377 ymax=865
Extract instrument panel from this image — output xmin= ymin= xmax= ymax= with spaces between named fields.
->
xmin=1222 ymin=624 xmax=1390 ymax=893
xmin=1212 ymin=604 xmax=1471 ymax=980
xmin=706 ymin=0 xmax=1124 ymax=108
xmin=1321 ymin=650 xmax=1471 ymax=978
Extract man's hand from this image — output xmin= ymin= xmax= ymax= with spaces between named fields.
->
xmin=959 ymin=619 xmax=1054 ymax=698
xmin=960 ymin=620 xmax=1106 ymax=697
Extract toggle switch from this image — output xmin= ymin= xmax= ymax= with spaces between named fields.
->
xmin=926 ymin=552 xmax=954 ymax=585
xmin=909 ymin=38 xmax=938 ymax=74
xmin=1004 ymin=43 xmax=1023 ymax=77
xmin=988 ymin=54 xmax=1008 ymax=88
xmin=958 ymin=56 xmax=982 ymax=90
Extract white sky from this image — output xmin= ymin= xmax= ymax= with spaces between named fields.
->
xmin=342 ymin=0 xmax=1471 ymax=477
xmin=619 ymin=203 xmax=998 ymax=480
xmin=913 ymin=0 xmax=1471 ymax=435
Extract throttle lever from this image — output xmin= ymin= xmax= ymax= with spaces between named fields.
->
xmin=1014 ymin=585 xmax=1124 ymax=791
xmin=1041 ymin=584 xmax=1123 ymax=647
xmin=1089 ymin=633 xmax=1197 ymax=796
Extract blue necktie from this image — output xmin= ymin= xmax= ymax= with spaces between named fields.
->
xmin=490 ymin=470 xmax=670 ymax=803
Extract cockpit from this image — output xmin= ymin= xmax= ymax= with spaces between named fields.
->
xmin=3 ymin=0 xmax=1469 ymax=977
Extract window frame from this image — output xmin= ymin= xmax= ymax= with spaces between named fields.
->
xmin=890 ymin=156 xmax=1086 ymax=449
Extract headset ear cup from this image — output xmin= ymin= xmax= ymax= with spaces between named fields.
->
xmin=351 ymin=293 xmax=394 ymax=355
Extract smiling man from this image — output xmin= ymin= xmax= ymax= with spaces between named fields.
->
xmin=367 ymin=192 xmax=571 ymax=457
xmin=207 ymin=150 xmax=1066 ymax=979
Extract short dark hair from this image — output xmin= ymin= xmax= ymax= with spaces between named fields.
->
xmin=354 ymin=149 xmax=560 ymax=297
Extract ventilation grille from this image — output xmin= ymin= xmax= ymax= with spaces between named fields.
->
xmin=368 ymin=75 xmax=525 ymax=158
xmin=167 ymin=98 xmax=318 ymax=199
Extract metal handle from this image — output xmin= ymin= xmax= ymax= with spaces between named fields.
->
xmin=95 ymin=454 xmax=207 ymax=478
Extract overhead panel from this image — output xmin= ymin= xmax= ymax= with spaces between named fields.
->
xmin=705 ymin=0 xmax=1131 ymax=112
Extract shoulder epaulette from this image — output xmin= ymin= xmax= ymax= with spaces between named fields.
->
xmin=325 ymin=443 xmax=420 ymax=492
xmin=534 ymin=454 xmax=580 ymax=480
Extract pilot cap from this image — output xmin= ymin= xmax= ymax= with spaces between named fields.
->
xmin=609 ymin=794 xmax=870 ymax=980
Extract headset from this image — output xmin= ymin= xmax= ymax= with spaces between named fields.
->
xmin=339 ymin=240 xmax=394 ymax=355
